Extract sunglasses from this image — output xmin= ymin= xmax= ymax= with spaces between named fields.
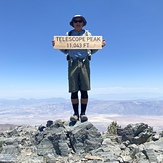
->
xmin=74 ymin=20 xmax=83 ymax=23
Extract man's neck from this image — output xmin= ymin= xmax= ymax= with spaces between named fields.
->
xmin=74 ymin=29 xmax=82 ymax=32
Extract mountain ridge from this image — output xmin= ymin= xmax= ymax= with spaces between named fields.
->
xmin=1 ymin=98 xmax=163 ymax=115
xmin=0 ymin=98 xmax=163 ymax=132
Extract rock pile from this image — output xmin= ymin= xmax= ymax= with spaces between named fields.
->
xmin=0 ymin=120 xmax=163 ymax=163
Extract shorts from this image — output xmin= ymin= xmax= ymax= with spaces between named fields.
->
xmin=68 ymin=58 xmax=91 ymax=93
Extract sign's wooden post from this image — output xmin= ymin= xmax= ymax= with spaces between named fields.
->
xmin=53 ymin=36 xmax=102 ymax=49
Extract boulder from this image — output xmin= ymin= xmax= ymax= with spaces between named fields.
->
xmin=122 ymin=123 xmax=153 ymax=144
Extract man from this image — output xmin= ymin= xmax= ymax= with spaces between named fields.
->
xmin=52 ymin=15 xmax=106 ymax=122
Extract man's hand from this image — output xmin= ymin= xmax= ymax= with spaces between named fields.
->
xmin=52 ymin=40 xmax=55 ymax=46
xmin=102 ymin=40 xmax=106 ymax=47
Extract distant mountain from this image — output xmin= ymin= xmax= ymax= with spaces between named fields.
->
xmin=88 ymin=99 xmax=163 ymax=115
xmin=0 ymin=124 xmax=17 ymax=133
xmin=0 ymin=98 xmax=68 ymax=107
xmin=0 ymin=98 xmax=163 ymax=116
xmin=0 ymin=98 xmax=71 ymax=116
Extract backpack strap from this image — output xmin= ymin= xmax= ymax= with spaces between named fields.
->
xmin=84 ymin=30 xmax=91 ymax=60
xmin=68 ymin=30 xmax=73 ymax=36
xmin=84 ymin=30 xmax=89 ymax=36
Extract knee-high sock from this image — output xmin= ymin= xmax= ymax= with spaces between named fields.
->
xmin=71 ymin=92 xmax=79 ymax=115
xmin=81 ymin=98 xmax=88 ymax=115
xmin=72 ymin=100 xmax=79 ymax=115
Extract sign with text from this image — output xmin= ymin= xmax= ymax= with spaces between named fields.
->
xmin=53 ymin=36 xmax=102 ymax=49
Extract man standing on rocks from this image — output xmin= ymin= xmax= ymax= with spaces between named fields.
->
xmin=52 ymin=15 xmax=106 ymax=122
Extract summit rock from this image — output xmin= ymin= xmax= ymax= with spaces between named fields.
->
xmin=0 ymin=120 xmax=163 ymax=162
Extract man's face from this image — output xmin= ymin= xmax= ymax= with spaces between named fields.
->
xmin=73 ymin=18 xmax=83 ymax=30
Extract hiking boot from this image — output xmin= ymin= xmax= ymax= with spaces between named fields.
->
xmin=70 ymin=114 xmax=79 ymax=122
xmin=80 ymin=114 xmax=88 ymax=122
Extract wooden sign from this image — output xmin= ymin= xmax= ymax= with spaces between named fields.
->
xmin=53 ymin=36 xmax=102 ymax=49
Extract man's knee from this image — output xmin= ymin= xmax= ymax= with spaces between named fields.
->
xmin=71 ymin=91 xmax=78 ymax=99
xmin=81 ymin=90 xmax=88 ymax=99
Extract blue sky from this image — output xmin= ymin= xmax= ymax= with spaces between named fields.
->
xmin=0 ymin=0 xmax=163 ymax=100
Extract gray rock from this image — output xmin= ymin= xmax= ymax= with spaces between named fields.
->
xmin=152 ymin=132 xmax=160 ymax=141
xmin=0 ymin=121 xmax=163 ymax=163
xmin=68 ymin=121 xmax=103 ymax=153
xmin=0 ymin=154 xmax=17 ymax=163
xmin=142 ymin=149 xmax=158 ymax=163
xmin=46 ymin=120 xmax=53 ymax=127
xmin=122 ymin=123 xmax=153 ymax=144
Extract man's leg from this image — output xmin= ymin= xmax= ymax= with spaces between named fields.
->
xmin=70 ymin=91 xmax=79 ymax=121
xmin=80 ymin=90 xmax=88 ymax=121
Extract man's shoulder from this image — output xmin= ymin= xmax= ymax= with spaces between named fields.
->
xmin=67 ymin=30 xmax=74 ymax=36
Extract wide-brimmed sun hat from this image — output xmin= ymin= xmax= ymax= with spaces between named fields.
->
xmin=70 ymin=15 xmax=87 ymax=27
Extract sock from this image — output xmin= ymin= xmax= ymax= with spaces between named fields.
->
xmin=72 ymin=103 xmax=79 ymax=115
xmin=81 ymin=104 xmax=87 ymax=115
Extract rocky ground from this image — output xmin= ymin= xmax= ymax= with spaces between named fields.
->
xmin=0 ymin=120 xmax=163 ymax=163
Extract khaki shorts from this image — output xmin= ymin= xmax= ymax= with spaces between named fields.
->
xmin=68 ymin=59 xmax=90 ymax=93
